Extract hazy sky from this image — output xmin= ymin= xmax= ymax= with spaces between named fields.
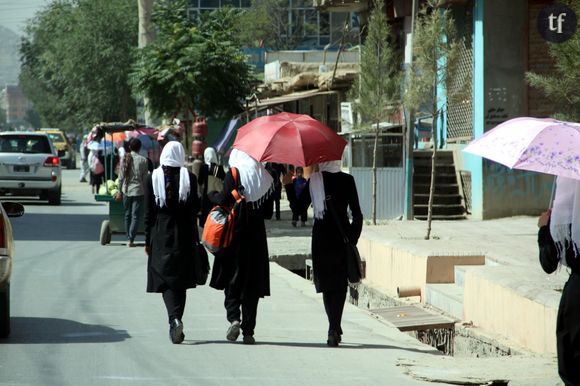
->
xmin=0 ymin=0 xmax=49 ymax=35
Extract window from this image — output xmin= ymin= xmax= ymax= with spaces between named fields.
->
xmin=351 ymin=131 xmax=403 ymax=168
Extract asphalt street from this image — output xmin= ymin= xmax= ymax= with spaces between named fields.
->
xmin=0 ymin=168 xmax=449 ymax=386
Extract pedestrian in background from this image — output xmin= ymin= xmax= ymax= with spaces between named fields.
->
xmin=264 ymin=162 xmax=286 ymax=220
xmin=89 ymin=149 xmax=105 ymax=194
xmin=144 ymin=142 xmax=200 ymax=344
xmin=291 ymin=166 xmax=308 ymax=227
xmin=537 ymin=176 xmax=580 ymax=385
xmin=293 ymin=160 xmax=363 ymax=347
xmin=117 ymin=138 xmax=149 ymax=247
xmin=79 ymin=136 xmax=90 ymax=183
xmin=209 ymin=148 xmax=273 ymax=345
xmin=198 ymin=147 xmax=225 ymax=227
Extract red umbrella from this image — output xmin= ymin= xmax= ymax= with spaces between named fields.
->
xmin=233 ymin=112 xmax=347 ymax=166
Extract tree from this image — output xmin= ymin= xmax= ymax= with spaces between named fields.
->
xmin=130 ymin=0 xmax=255 ymax=148
xmin=19 ymin=0 xmax=138 ymax=132
xmin=237 ymin=0 xmax=319 ymax=50
xmin=403 ymin=0 xmax=465 ymax=239
xmin=349 ymin=0 xmax=401 ymax=225
xmin=526 ymin=0 xmax=579 ymax=122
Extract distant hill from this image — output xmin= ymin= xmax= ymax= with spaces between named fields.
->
xmin=0 ymin=26 xmax=21 ymax=86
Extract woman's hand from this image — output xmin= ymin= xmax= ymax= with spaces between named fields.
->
xmin=538 ymin=210 xmax=551 ymax=228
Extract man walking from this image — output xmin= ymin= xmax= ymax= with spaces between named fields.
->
xmin=118 ymin=138 xmax=149 ymax=247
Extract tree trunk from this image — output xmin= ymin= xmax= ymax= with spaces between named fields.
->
xmin=425 ymin=113 xmax=438 ymax=240
xmin=372 ymin=121 xmax=379 ymax=225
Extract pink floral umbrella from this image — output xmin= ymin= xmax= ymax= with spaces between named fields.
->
xmin=464 ymin=117 xmax=580 ymax=180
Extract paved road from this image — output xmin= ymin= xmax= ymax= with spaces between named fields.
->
xmin=0 ymin=169 xmax=447 ymax=386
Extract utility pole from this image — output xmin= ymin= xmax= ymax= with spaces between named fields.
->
xmin=404 ymin=0 xmax=418 ymax=220
xmin=138 ymin=0 xmax=155 ymax=126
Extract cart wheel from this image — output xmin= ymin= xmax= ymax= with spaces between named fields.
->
xmin=100 ymin=220 xmax=111 ymax=245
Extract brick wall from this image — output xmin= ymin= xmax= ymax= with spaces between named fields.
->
xmin=527 ymin=0 xmax=557 ymax=118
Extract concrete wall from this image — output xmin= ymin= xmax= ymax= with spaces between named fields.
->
xmin=463 ymin=268 xmax=559 ymax=354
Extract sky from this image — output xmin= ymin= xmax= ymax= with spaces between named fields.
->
xmin=0 ymin=0 xmax=49 ymax=36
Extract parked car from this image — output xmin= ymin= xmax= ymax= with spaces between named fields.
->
xmin=39 ymin=128 xmax=76 ymax=169
xmin=0 ymin=132 xmax=62 ymax=205
xmin=0 ymin=201 xmax=24 ymax=338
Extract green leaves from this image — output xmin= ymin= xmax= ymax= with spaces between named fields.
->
xmin=19 ymin=0 xmax=138 ymax=131
xmin=350 ymin=0 xmax=402 ymax=128
xmin=130 ymin=1 xmax=255 ymax=119
xmin=526 ymin=0 xmax=579 ymax=122
xmin=403 ymin=0 xmax=465 ymax=116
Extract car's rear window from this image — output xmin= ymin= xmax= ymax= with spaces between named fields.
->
xmin=0 ymin=136 xmax=51 ymax=154
xmin=45 ymin=132 xmax=66 ymax=143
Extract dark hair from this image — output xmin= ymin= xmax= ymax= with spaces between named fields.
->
xmin=162 ymin=165 xmax=176 ymax=203
xmin=129 ymin=138 xmax=142 ymax=152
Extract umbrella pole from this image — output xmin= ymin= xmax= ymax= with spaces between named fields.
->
xmin=549 ymin=176 xmax=557 ymax=209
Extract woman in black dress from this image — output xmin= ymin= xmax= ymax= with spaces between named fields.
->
xmin=144 ymin=142 xmax=200 ymax=344
xmin=537 ymin=176 xmax=580 ymax=385
xmin=291 ymin=161 xmax=363 ymax=346
xmin=209 ymin=148 xmax=273 ymax=344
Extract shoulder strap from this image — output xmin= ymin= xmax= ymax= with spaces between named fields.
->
xmin=326 ymin=196 xmax=349 ymax=244
xmin=230 ymin=167 xmax=244 ymax=202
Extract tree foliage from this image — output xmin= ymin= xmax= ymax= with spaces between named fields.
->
xmin=349 ymin=0 xmax=401 ymax=225
xmin=130 ymin=0 xmax=255 ymax=121
xmin=403 ymin=0 xmax=464 ymax=239
xmin=403 ymin=0 xmax=463 ymax=115
xmin=237 ymin=0 xmax=318 ymax=50
xmin=526 ymin=0 xmax=579 ymax=122
xmin=19 ymin=0 xmax=138 ymax=131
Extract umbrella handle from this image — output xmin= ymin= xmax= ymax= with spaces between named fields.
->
xmin=549 ymin=176 xmax=557 ymax=209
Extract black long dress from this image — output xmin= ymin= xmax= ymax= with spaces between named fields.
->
xmin=308 ymin=172 xmax=363 ymax=293
xmin=209 ymin=169 xmax=270 ymax=299
xmin=145 ymin=169 xmax=200 ymax=292
xmin=538 ymin=225 xmax=580 ymax=385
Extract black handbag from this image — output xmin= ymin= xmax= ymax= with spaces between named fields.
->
xmin=326 ymin=196 xmax=362 ymax=285
xmin=193 ymin=227 xmax=210 ymax=285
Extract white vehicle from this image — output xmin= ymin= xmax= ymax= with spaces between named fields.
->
xmin=0 ymin=201 xmax=24 ymax=337
xmin=0 ymin=132 xmax=62 ymax=205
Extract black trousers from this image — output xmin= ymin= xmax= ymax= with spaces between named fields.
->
xmin=162 ymin=288 xmax=186 ymax=324
xmin=322 ymin=287 xmax=347 ymax=335
xmin=224 ymin=286 xmax=259 ymax=336
xmin=292 ymin=209 xmax=307 ymax=223
xmin=557 ymin=273 xmax=580 ymax=385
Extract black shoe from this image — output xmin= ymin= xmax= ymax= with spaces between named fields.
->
xmin=226 ymin=321 xmax=241 ymax=342
xmin=169 ymin=319 xmax=184 ymax=344
xmin=242 ymin=335 xmax=255 ymax=345
xmin=327 ymin=331 xmax=340 ymax=347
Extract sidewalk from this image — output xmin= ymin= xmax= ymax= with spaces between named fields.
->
xmin=264 ymin=203 xmax=562 ymax=385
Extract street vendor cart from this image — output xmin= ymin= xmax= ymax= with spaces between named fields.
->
xmin=90 ymin=121 xmax=159 ymax=245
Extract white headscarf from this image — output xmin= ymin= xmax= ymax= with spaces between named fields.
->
xmin=309 ymin=160 xmax=342 ymax=220
xmin=204 ymin=147 xmax=218 ymax=166
xmin=549 ymin=176 xmax=580 ymax=266
xmin=228 ymin=149 xmax=273 ymax=205
xmin=152 ymin=142 xmax=190 ymax=207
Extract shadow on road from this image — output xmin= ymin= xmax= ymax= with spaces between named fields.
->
xmin=1 ymin=317 xmax=130 ymax=344
xmin=11 ymin=213 xmax=107 ymax=241
xmin=183 ymin=339 xmax=432 ymax=353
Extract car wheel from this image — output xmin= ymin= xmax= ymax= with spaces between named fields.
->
xmin=48 ymin=186 xmax=61 ymax=205
xmin=100 ymin=220 xmax=111 ymax=245
xmin=0 ymin=285 xmax=10 ymax=338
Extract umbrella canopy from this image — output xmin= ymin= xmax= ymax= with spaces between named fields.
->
xmin=233 ymin=112 xmax=347 ymax=166
xmin=464 ymin=117 xmax=580 ymax=180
